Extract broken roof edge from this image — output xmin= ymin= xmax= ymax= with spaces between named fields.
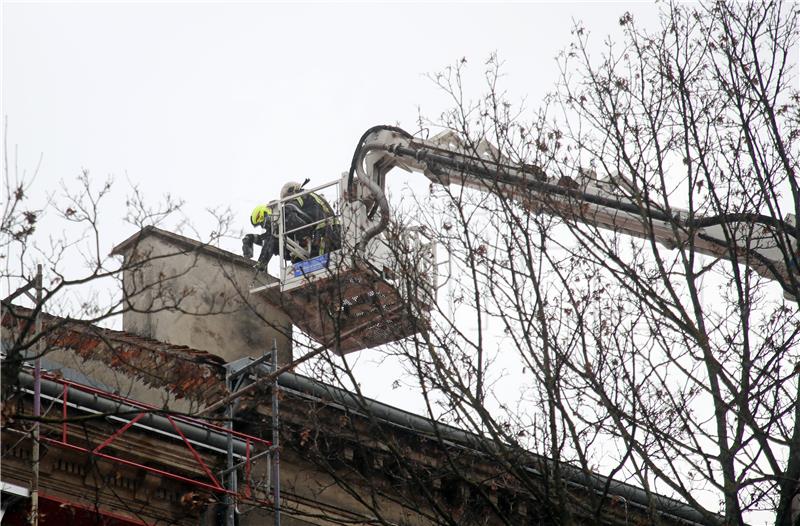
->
xmin=1 ymin=302 xmax=226 ymax=403
xmin=110 ymin=225 xmax=263 ymax=272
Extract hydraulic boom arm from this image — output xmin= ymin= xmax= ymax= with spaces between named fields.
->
xmin=348 ymin=126 xmax=799 ymax=300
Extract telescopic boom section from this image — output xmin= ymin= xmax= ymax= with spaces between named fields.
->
xmin=349 ymin=126 xmax=799 ymax=301
xmin=252 ymin=126 xmax=797 ymax=356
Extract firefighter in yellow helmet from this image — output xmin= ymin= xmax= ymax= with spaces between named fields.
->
xmin=242 ymin=203 xmax=279 ymax=270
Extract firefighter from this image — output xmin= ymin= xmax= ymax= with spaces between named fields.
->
xmin=279 ymin=181 xmax=340 ymax=258
xmin=242 ymin=202 xmax=280 ymax=271
xmin=242 ymin=181 xmax=340 ymax=271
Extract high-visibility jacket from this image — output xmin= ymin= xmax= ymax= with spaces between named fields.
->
xmin=284 ymin=193 xmax=335 ymax=231
xmin=284 ymin=192 xmax=340 ymax=254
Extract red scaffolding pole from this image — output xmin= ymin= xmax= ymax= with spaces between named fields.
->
xmin=34 ymin=373 xmax=273 ymax=506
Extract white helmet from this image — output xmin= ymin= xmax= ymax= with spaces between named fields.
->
xmin=280 ymin=181 xmax=302 ymax=199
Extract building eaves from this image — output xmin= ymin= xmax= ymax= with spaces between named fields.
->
xmin=239 ymin=361 xmax=715 ymax=526
xmin=1 ymin=306 xmax=716 ymax=525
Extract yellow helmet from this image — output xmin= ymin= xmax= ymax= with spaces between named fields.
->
xmin=250 ymin=204 xmax=271 ymax=227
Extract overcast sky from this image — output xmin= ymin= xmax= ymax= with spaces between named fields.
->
xmin=3 ymin=1 xmax=664 ymax=242
xmin=3 ymin=0 xmax=676 ymax=394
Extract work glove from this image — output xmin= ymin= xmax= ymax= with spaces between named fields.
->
xmin=242 ymin=234 xmax=256 ymax=259
xmin=253 ymin=244 xmax=273 ymax=273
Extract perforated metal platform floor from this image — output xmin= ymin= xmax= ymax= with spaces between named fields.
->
xmin=254 ymin=262 xmax=427 ymax=354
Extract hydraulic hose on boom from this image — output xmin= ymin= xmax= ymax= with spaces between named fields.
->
xmin=249 ymin=125 xmax=797 ymax=356
xmin=348 ymin=126 xmax=799 ymax=300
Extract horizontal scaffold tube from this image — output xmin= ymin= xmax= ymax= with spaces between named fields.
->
xmin=17 ymin=371 xmax=254 ymax=458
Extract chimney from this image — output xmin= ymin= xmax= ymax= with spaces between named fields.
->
xmin=111 ymin=227 xmax=292 ymax=364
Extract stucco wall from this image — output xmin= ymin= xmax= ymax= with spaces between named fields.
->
xmin=115 ymin=231 xmax=292 ymax=364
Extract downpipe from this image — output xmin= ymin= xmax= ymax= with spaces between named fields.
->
xmin=16 ymin=371 xmax=252 ymax=457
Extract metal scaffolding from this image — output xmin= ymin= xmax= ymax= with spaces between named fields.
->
xmin=222 ymin=340 xmax=282 ymax=526
xmin=5 ymin=266 xmax=284 ymax=525
xmin=18 ymin=370 xmax=273 ymax=504
xmin=7 ymin=327 xmax=279 ymax=524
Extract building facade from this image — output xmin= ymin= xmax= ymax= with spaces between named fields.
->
xmin=1 ymin=228 xmax=710 ymax=525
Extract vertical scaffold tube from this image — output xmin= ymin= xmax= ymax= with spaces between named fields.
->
xmin=31 ymin=264 xmax=42 ymax=526
xmin=272 ymin=338 xmax=281 ymax=526
xmin=225 ymin=369 xmax=237 ymax=526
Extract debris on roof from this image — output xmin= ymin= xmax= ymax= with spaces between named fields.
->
xmin=2 ymin=304 xmax=226 ymax=402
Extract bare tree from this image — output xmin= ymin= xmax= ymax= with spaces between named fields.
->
xmin=0 ymin=132 xmax=264 ymax=525
xmin=542 ymin=3 xmax=799 ymax=524
xmin=3 ymin=2 xmax=797 ymax=525
xmin=295 ymin=2 xmax=798 ymax=525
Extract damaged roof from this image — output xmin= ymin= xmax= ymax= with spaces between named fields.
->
xmin=1 ymin=304 xmax=226 ymax=402
xmin=1 ymin=303 xmax=712 ymax=525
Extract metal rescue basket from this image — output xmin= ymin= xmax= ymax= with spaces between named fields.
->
xmin=249 ymin=175 xmax=437 ymax=355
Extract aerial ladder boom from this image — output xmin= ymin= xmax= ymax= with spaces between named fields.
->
xmin=348 ymin=125 xmax=799 ymax=300
xmin=251 ymin=126 xmax=798 ymax=355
